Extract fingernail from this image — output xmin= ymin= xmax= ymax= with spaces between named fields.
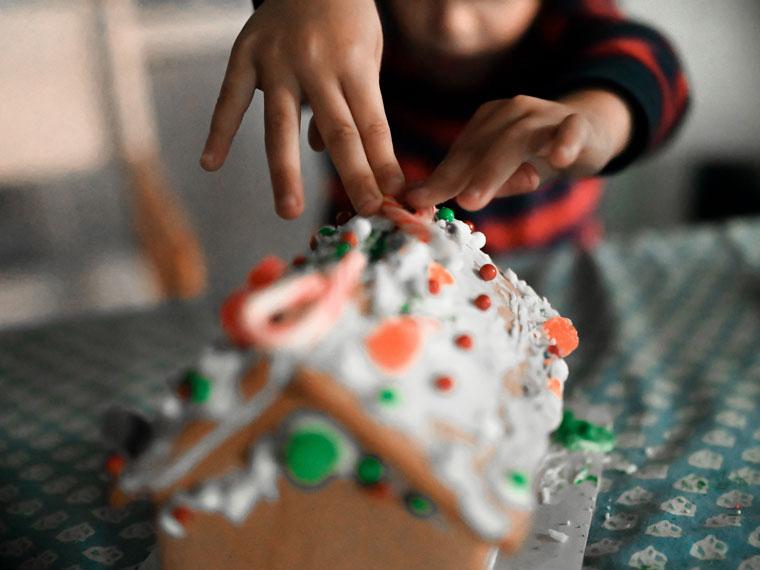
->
xmin=200 ymin=152 xmax=214 ymax=169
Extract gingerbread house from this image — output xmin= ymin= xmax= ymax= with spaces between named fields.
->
xmin=103 ymin=199 xmax=579 ymax=570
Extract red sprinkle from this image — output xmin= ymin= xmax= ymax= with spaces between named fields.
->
xmin=309 ymin=234 xmax=319 ymax=251
xmin=220 ymin=289 xmax=250 ymax=347
xmin=365 ymin=482 xmax=392 ymax=500
xmin=105 ymin=454 xmax=125 ymax=478
xmin=428 ymin=279 xmax=441 ymax=295
xmin=336 ymin=210 xmax=354 ymax=225
xmin=478 ymin=264 xmax=498 ymax=281
xmin=341 ymin=231 xmax=359 ymax=247
xmin=171 ymin=506 xmax=194 ymax=525
xmin=465 ymin=220 xmax=476 ymax=232
xmin=292 ymin=255 xmax=307 ymax=267
xmin=455 ymin=334 xmax=473 ymax=350
xmin=474 ymin=294 xmax=491 ymax=310
xmin=247 ymin=256 xmax=286 ymax=289
xmin=177 ymin=381 xmax=192 ymax=400
xmin=434 ymin=376 xmax=455 ymax=392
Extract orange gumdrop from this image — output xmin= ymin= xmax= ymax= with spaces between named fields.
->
xmin=547 ymin=378 xmax=563 ymax=398
xmin=543 ymin=317 xmax=579 ymax=357
xmin=366 ymin=317 xmax=424 ymax=375
xmin=247 ymin=256 xmax=286 ymax=290
xmin=220 ymin=289 xmax=251 ymax=347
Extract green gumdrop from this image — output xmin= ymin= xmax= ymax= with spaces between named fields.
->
xmin=436 ymin=207 xmax=455 ymax=222
xmin=285 ymin=429 xmax=339 ymax=485
xmin=553 ymin=410 xmax=615 ymax=453
xmin=318 ymin=226 xmax=337 ymax=237
xmin=335 ymin=242 xmax=352 ymax=259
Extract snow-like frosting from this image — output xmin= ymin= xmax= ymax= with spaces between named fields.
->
xmin=114 ymin=204 xmax=577 ymax=545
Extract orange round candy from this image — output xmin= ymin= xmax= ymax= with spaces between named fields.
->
xmin=543 ymin=317 xmax=579 ymax=357
xmin=247 ymin=256 xmax=286 ymax=289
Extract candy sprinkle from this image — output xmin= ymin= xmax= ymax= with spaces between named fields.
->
xmin=455 ymin=334 xmax=473 ymax=350
xmin=434 ymin=376 xmax=455 ymax=392
xmin=335 ymin=242 xmax=352 ymax=259
xmin=356 ymin=455 xmax=385 ymax=486
xmin=318 ymin=226 xmax=337 ymax=237
xmin=171 ymin=506 xmax=193 ymax=525
xmin=436 ymin=207 xmax=455 ymax=222
xmin=105 ymin=454 xmax=125 ymax=477
xmin=428 ymin=279 xmax=441 ymax=295
xmin=378 ymin=387 xmax=399 ymax=405
xmin=474 ymin=294 xmax=491 ymax=310
xmin=404 ymin=492 xmax=436 ymax=518
xmin=478 ymin=264 xmax=498 ymax=281
xmin=341 ymin=231 xmax=359 ymax=247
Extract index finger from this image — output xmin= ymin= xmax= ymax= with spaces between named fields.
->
xmin=201 ymin=41 xmax=258 ymax=171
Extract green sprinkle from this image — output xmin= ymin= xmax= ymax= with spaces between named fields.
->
xmin=186 ymin=371 xmax=212 ymax=404
xmin=400 ymin=302 xmax=411 ymax=315
xmin=508 ymin=471 xmax=529 ymax=488
xmin=356 ymin=455 xmax=384 ymax=485
xmin=369 ymin=234 xmax=388 ymax=261
xmin=285 ymin=429 xmax=339 ymax=485
xmin=405 ymin=492 xmax=435 ymax=518
xmin=436 ymin=207 xmax=455 ymax=222
xmin=335 ymin=242 xmax=352 ymax=259
xmin=378 ymin=388 xmax=399 ymax=405
xmin=552 ymin=410 xmax=615 ymax=453
xmin=318 ymin=226 xmax=337 ymax=236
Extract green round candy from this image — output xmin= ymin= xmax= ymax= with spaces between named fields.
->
xmin=318 ymin=226 xmax=337 ymax=237
xmin=284 ymin=429 xmax=339 ymax=485
xmin=186 ymin=371 xmax=212 ymax=404
xmin=435 ymin=207 xmax=455 ymax=222
xmin=335 ymin=242 xmax=352 ymax=259
xmin=508 ymin=471 xmax=529 ymax=488
xmin=378 ymin=388 xmax=399 ymax=405
xmin=356 ymin=455 xmax=384 ymax=485
xmin=405 ymin=492 xmax=435 ymax=518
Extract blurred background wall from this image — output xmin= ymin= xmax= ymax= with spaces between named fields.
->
xmin=1 ymin=0 xmax=759 ymax=328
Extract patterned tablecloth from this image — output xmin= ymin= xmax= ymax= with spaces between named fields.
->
xmin=1 ymin=218 xmax=759 ymax=569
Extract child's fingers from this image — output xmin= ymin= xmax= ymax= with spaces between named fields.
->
xmin=547 ymin=113 xmax=587 ymax=170
xmin=494 ymin=162 xmax=542 ymax=197
xmin=405 ymin=151 xmax=476 ymax=208
xmin=342 ymin=76 xmax=405 ymax=196
xmin=201 ymin=43 xmax=258 ymax=171
xmin=264 ymin=80 xmax=304 ymax=220
xmin=306 ymin=82 xmax=383 ymax=215
xmin=307 ymin=116 xmax=325 ymax=152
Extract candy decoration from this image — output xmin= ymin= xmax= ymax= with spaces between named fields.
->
xmin=247 ymin=256 xmax=287 ymax=290
xmin=464 ymin=220 xmax=476 ymax=232
xmin=378 ymin=387 xmax=399 ymax=405
xmin=434 ymin=376 xmax=455 ymax=392
xmin=309 ymin=234 xmax=318 ymax=251
xmin=366 ymin=316 xmax=425 ymax=374
xmin=284 ymin=429 xmax=339 ymax=486
xmin=547 ymin=378 xmax=563 ymax=398
xmin=171 ymin=506 xmax=193 ymax=525
xmin=543 ymin=317 xmax=579 ymax=357
xmin=105 ymin=454 xmax=125 ymax=478
xmin=474 ymin=294 xmax=491 ymax=310
xmin=428 ymin=279 xmax=440 ymax=295
xmin=553 ymin=410 xmax=615 ymax=453
xmin=455 ymin=334 xmax=473 ymax=350
xmin=478 ymin=263 xmax=498 ymax=281
xmin=380 ymin=196 xmax=434 ymax=243
xmin=341 ymin=231 xmax=359 ymax=247
xmin=507 ymin=471 xmax=529 ymax=489
xmin=336 ymin=210 xmax=354 ymax=225
xmin=318 ymin=226 xmax=337 ymax=237
xmin=404 ymin=492 xmax=436 ymax=518
xmin=236 ymin=250 xmax=366 ymax=349
xmin=185 ymin=371 xmax=212 ymax=404
xmin=356 ymin=455 xmax=385 ymax=486
xmin=292 ymin=255 xmax=307 ymax=267
xmin=369 ymin=233 xmax=388 ymax=261
xmin=220 ymin=289 xmax=252 ymax=346
xmin=428 ymin=262 xmax=455 ymax=294
xmin=400 ymin=302 xmax=411 ymax=315
xmin=335 ymin=242 xmax=352 ymax=259
xmin=436 ymin=207 xmax=455 ymax=222
xmin=366 ymin=482 xmax=392 ymax=500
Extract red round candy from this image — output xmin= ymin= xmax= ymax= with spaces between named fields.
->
xmin=292 ymin=255 xmax=307 ymax=267
xmin=220 ymin=289 xmax=250 ymax=347
xmin=172 ymin=506 xmax=193 ymax=525
xmin=336 ymin=210 xmax=354 ymax=225
xmin=478 ymin=264 xmax=498 ymax=281
xmin=474 ymin=294 xmax=491 ymax=310
xmin=365 ymin=482 xmax=392 ymax=500
xmin=342 ymin=231 xmax=359 ymax=247
xmin=247 ymin=256 xmax=286 ymax=289
xmin=455 ymin=334 xmax=473 ymax=350
xmin=105 ymin=454 xmax=125 ymax=478
xmin=428 ymin=279 xmax=441 ymax=295
xmin=434 ymin=376 xmax=455 ymax=392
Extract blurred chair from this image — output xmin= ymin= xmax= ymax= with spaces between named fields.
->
xmin=0 ymin=0 xmax=242 ymax=303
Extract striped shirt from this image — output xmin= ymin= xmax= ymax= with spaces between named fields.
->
xmin=254 ymin=0 xmax=690 ymax=254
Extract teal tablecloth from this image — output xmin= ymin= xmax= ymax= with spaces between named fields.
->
xmin=1 ymin=218 xmax=759 ymax=569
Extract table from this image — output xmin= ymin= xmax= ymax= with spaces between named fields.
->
xmin=1 ymin=218 xmax=759 ymax=569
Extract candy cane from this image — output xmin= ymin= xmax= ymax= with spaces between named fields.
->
xmin=236 ymin=250 xmax=366 ymax=350
xmin=380 ymin=196 xmax=435 ymax=243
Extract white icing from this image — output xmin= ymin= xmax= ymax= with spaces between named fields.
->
xmin=628 ymin=546 xmax=667 ymax=569
xmin=121 ymin=210 xmax=573 ymax=545
xmin=660 ymin=496 xmax=696 ymax=517
xmin=688 ymin=449 xmax=723 ymax=470
xmin=673 ymin=473 xmax=709 ymax=494
xmin=645 ymin=520 xmax=682 ymax=538
xmin=716 ymin=490 xmax=752 ymax=508
xmin=689 ymin=534 xmax=728 ymax=560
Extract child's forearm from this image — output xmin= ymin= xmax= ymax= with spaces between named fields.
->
xmin=559 ymin=89 xmax=633 ymax=165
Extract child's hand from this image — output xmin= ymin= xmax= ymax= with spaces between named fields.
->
xmin=201 ymin=0 xmax=405 ymax=219
xmin=406 ymin=91 xmax=632 ymax=211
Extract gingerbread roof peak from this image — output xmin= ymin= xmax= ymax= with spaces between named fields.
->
xmin=112 ymin=199 xmax=577 ymax=546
